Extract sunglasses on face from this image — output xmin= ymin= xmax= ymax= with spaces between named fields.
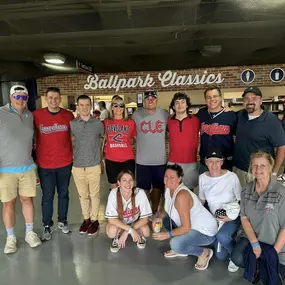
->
xmin=12 ymin=95 xmax=28 ymax=101
xmin=112 ymin=104 xmax=124 ymax=108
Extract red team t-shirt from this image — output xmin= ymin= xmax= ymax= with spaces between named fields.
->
xmin=104 ymin=118 xmax=136 ymax=162
xmin=33 ymin=108 xmax=74 ymax=169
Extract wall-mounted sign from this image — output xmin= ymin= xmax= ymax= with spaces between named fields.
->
xmin=76 ymin=60 xmax=93 ymax=74
xmin=84 ymin=70 xmax=225 ymax=92
xmin=240 ymin=69 xmax=255 ymax=84
xmin=270 ymin=68 xmax=284 ymax=83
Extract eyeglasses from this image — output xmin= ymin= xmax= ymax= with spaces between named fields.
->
xmin=12 ymin=95 xmax=28 ymax=101
xmin=112 ymin=104 xmax=124 ymax=108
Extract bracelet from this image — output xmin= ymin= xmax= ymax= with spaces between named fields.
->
xmin=168 ymin=231 xmax=173 ymax=238
xmin=251 ymin=242 xmax=260 ymax=248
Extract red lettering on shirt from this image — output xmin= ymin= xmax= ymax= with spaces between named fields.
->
xmin=140 ymin=120 xmax=164 ymax=134
xmin=201 ymin=123 xmax=230 ymax=136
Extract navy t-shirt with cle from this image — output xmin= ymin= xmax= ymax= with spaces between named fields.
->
xmin=234 ymin=110 xmax=285 ymax=172
xmin=196 ymin=107 xmax=237 ymax=163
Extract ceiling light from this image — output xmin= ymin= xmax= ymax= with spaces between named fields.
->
xmin=44 ymin=53 xmax=66 ymax=65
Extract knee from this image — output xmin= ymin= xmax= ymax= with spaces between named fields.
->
xmin=3 ymin=199 xmax=16 ymax=210
xmin=106 ymin=223 xmax=119 ymax=238
xmin=19 ymin=196 xmax=32 ymax=204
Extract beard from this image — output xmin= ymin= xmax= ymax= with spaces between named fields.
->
xmin=246 ymin=104 xmax=256 ymax=114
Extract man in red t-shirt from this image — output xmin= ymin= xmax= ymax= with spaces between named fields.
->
xmin=167 ymin=92 xmax=200 ymax=189
xmin=33 ymin=87 xmax=74 ymax=241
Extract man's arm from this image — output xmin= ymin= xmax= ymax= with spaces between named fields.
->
xmin=273 ymin=145 xmax=285 ymax=174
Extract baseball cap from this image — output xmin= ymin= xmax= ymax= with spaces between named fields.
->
xmin=205 ymin=148 xmax=223 ymax=160
xmin=242 ymin=86 xmax=262 ymax=98
xmin=10 ymin=85 xmax=28 ymax=96
xmin=144 ymin=91 xmax=157 ymax=99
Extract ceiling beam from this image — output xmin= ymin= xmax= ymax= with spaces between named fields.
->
xmin=0 ymin=19 xmax=285 ymax=44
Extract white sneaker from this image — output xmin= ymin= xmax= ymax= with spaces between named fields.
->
xmin=25 ymin=231 xmax=42 ymax=248
xmin=4 ymin=235 xmax=17 ymax=254
xmin=228 ymin=260 xmax=239 ymax=272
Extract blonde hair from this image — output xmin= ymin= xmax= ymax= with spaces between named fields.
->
xmin=108 ymin=95 xmax=128 ymax=120
xmin=248 ymin=151 xmax=274 ymax=175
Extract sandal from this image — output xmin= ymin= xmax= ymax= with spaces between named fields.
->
xmin=195 ymin=249 xmax=213 ymax=271
xmin=164 ymin=250 xmax=188 ymax=258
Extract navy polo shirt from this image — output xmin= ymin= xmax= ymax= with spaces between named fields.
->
xmin=196 ymin=107 xmax=237 ymax=163
xmin=234 ymin=110 xmax=285 ymax=172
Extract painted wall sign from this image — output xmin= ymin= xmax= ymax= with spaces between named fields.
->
xmin=270 ymin=68 xmax=284 ymax=83
xmin=84 ymin=70 xmax=225 ymax=92
xmin=240 ymin=69 xmax=255 ymax=84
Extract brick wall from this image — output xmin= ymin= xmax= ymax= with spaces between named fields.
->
xmin=37 ymin=64 xmax=285 ymax=96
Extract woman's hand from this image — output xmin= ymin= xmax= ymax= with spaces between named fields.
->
xmin=216 ymin=216 xmax=232 ymax=222
xmin=153 ymin=232 xmax=170 ymax=241
xmin=130 ymin=229 xmax=141 ymax=243
xmin=253 ymin=245 xmax=262 ymax=259
xmin=118 ymin=231 xmax=128 ymax=248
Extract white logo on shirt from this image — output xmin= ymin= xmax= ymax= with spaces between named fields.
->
xmin=265 ymin=203 xmax=274 ymax=212
xmin=39 ymin=123 xmax=68 ymax=134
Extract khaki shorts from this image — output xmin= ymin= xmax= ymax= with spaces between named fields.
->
xmin=0 ymin=168 xmax=37 ymax=202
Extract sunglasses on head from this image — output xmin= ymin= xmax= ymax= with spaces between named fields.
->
xmin=12 ymin=95 xmax=28 ymax=101
xmin=112 ymin=103 xmax=124 ymax=108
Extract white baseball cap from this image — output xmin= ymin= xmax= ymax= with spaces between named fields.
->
xmin=10 ymin=85 xmax=28 ymax=96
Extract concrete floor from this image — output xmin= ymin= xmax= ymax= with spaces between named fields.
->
xmin=0 ymin=174 xmax=248 ymax=285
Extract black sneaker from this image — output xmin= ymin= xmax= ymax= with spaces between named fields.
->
xmin=41 ymin=226 xmax=53 ymax=241
xmin=110 ymin=237 xmax=120 ymax=253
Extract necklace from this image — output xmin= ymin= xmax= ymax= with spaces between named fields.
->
xmin=208 ymin=107 xmax=225 ymax=119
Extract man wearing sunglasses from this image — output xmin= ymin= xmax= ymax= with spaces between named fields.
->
xmin=0 ymin=85 xmax=42 ymax=254
xmin=132 ymin=91 xmax=169 ymax=214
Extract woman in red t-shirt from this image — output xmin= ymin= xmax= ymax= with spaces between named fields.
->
xmin=104 ymin=96 xmax=136 ymax=189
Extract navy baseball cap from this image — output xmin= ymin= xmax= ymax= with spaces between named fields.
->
xmin=205 ymin=149 xmax=223 ymax=160
xmin=144 ymin=91 xmax=157 ymax=99
xmin=242 ymin=86 xmax=262 ymax=97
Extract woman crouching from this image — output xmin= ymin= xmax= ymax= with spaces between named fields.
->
xmin=153 ymin=164 xmax=218 ymax=270
xmin=105 ymin=170 xmax=152 ymax=253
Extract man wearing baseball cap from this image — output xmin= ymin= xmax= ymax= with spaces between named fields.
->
xmin=132 ymin=91 xmax=169 ymax=213
xmin=233 ymin=86 xmax=285 ymax=187
xmin=0 ymin=85 xmax=41 ymax=254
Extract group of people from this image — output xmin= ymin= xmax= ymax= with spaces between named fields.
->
xmin=0 ymin=83 xmax=285 ymax=284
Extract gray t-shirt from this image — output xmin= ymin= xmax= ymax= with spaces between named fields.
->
xmin=132 ymin=108 xmax=169 ymax=165
xmin=70 ymin=117 xmax=104 ymax=168
xmin=0 ymin=104 xmax=34 ymax=169
xmin=240 ymin=178 xmax=285 ymax=265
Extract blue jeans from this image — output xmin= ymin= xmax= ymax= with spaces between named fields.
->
xmin=38 ymin=164 xmax=72 ymax=227
xmin=231 ymin=237 xmax=285 ymax=281
xmin=214 ymin=218 xmax=241 ymax=260
xmin=163 ymin=216 xmax=216 ymax=257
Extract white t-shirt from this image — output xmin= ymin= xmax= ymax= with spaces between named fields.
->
xmin=199 ymin=171 xmax=242 ymax=215
xmin=105 ymin=187 xmax=152 ymax=224
xmin=100 ymin=109 xmax=109 ymax=121
xmin=164 ymin=183 xmax=218 ymax=237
